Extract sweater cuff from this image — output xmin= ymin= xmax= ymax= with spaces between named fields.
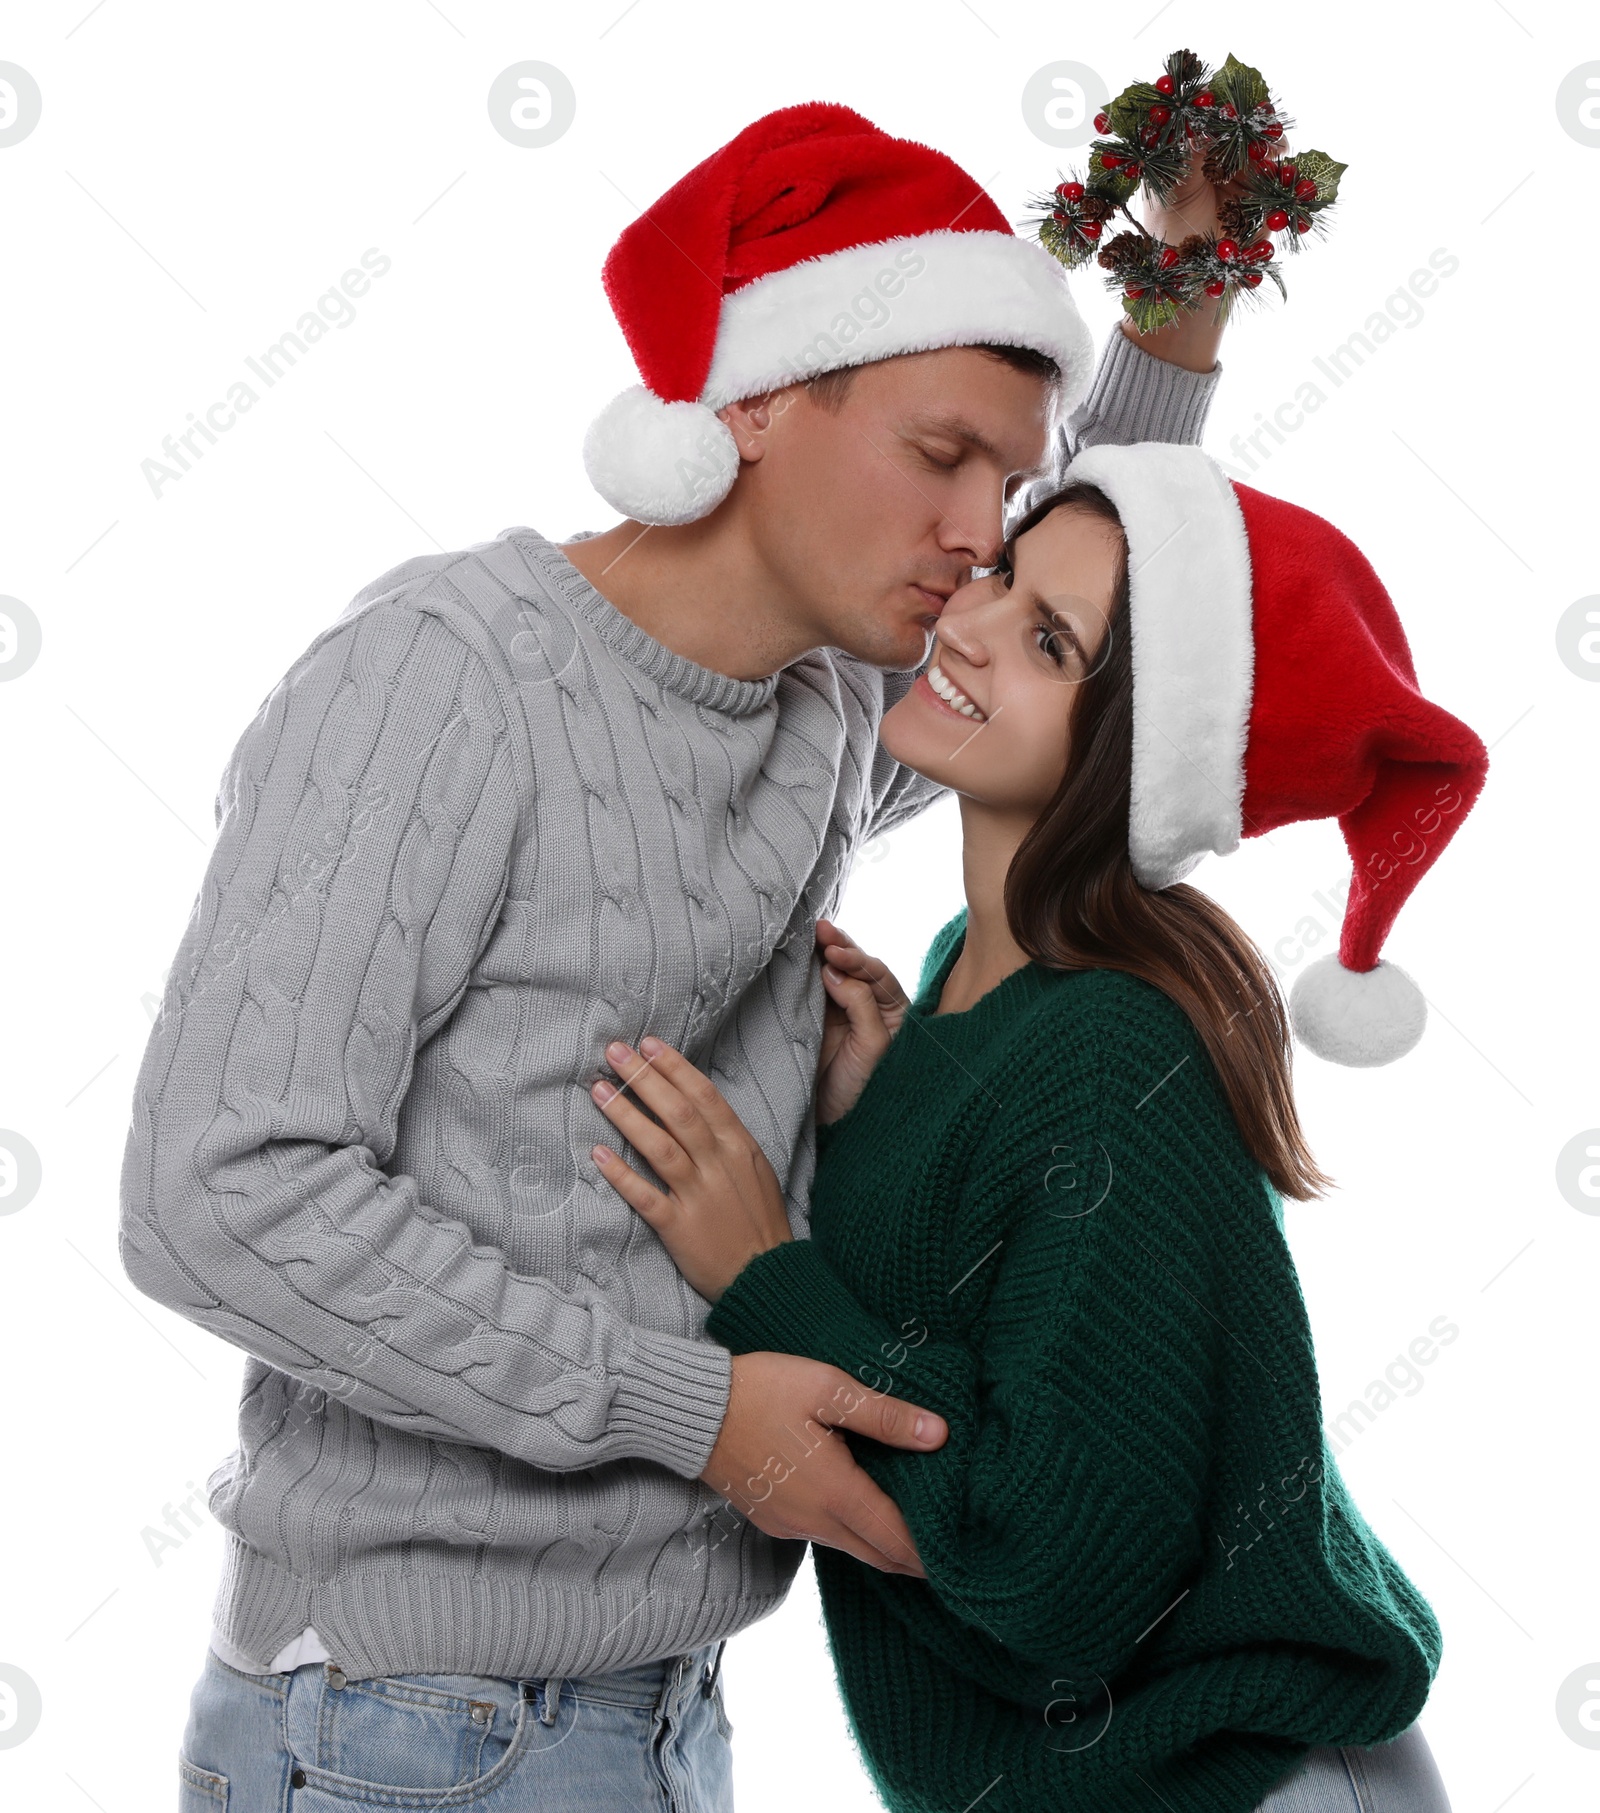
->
xmin=1063 ymin=324 xmax=1221 ymax=454
xmin=705 ymin=1239 xmax=894 ymax=1389
xmin=609 ymin=1327 xmax=732 ymax=1479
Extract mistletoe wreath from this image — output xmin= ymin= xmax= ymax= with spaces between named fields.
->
xmin=1029 ymin=48 xmax=1346 ymax=334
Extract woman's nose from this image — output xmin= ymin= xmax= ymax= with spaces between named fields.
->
xmin=937 ymin=575 xmax=1008 ymax=663
xmin=935 ymin=613 xmax=986 ymax=667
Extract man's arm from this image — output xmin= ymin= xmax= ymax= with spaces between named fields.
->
xmin=118 ymin=601 xmax=733 ymax=1479
xmin=1053 ymin=156 xmax=1233 ymax=469
xmin=1053 ymin=322 xmax=1220 ymax=467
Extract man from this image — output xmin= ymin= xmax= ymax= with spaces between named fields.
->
xmin=123 ymin=102 xmax=1230 ymax=1810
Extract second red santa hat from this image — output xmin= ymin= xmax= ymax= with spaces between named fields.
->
xmin=1060 ymin=442 xmax=1490 ymax=1067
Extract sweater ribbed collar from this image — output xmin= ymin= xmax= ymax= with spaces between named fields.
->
xmin=514 ymin=529 xmax=781 ymax=719
xmin=909 ymin=907 xmax=1055 ymax=1037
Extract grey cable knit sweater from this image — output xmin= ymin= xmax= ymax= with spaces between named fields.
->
xmin=118 ymin=329 xmax=1218 ymax=1682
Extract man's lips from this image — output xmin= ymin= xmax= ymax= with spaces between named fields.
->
xmin=911 ymin=584 xmax=952 ymax=615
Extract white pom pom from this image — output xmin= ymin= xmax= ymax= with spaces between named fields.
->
xmin=582 ymin=386 xmax=739 ymax=526
xmin=1289 ymin=955 xmax=1427 ymax=1068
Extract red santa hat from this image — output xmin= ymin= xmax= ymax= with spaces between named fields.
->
xmin=1059 ymin=442 xmax=1489 ymax=1067
xmin=584 ymin=101 xmax=1095 ymax=527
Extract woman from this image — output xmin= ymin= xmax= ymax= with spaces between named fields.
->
xmin=586 ymin=442 xmax=1486 ymax=1813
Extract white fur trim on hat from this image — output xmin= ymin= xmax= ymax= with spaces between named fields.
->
xmin=1059 ymin=443 xmax=1255 ymax=889
xmin=1289 ymin=954 xmax=1428 ymax=1067
xmin=582 ymin=386 xmax=741 ymax=527
xmin=702 ymin=230 xmax=1096 ymax=415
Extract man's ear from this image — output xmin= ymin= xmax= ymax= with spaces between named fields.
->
xmin=717 ymin=387 xmax=798 ymax=464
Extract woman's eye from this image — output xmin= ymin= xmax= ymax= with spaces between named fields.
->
xmin=1034 ymin=621 xmax=1069 ymax=666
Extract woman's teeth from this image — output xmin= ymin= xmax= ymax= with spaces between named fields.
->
xmin=928 ymin=661 xmax=986 ymax=721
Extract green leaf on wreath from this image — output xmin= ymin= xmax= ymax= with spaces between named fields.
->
xmin=1215 ymin=53 xmax=1269 ymax=115
xmin=1085 ymin=142 xmax=1140 ymax=202
xmin=1289 ymin=149 xmax=1347 ymax=202
xmin=1107 ymin=81 xmax=1165 ymax=140
xmin=1120 ymin=291 xmax=1184 ymax=334
xmin=1034 ymin=216 xmax=1098 ymax=270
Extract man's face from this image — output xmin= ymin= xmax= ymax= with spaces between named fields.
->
xmin=723 ymin=346 xmax=1056 ymax=672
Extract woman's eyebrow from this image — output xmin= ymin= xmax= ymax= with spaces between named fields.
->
xmin=1031 ymin=591 xmax=1085 ymax=659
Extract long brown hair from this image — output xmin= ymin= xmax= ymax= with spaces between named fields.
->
xmin=998 ymin=481 xmax=1331 ymax=1201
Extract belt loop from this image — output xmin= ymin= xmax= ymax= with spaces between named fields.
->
xmin=702 ymin=1637 xmax=727 ymax=1698
xmin=539 ymin=1676 xmax=563 ymax=1726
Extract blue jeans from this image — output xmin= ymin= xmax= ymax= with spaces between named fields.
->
xmin=178 ymin=1640 xmax=734 ymax=1811
xmin=1256 ymin=1724 xmax=1452 ymax=1811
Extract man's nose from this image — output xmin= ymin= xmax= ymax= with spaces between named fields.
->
xmin=956 ymin=518 xmax=1007 ymax=565
xmin=937 ymin=495 xmax=1006 ymax=571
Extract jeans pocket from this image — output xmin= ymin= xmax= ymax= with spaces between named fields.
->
xmin=284 ymin=1668 xmax=528 ymax=1802
xmin=179 ymin=1753 xmax=229 ymax=1810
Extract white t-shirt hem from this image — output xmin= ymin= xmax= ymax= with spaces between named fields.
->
xmin=209 ymin=1624 xmax=332 ymax=1675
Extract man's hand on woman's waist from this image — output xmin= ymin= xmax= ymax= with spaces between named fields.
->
xmin=698 ymin=1350 xmax=948 ymax=1579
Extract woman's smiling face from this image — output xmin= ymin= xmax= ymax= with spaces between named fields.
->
xmin=879 ymin=499 xmax=1125 ymax=814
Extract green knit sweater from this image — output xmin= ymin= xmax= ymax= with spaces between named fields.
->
xmin=704 ymin=908 xmax=1441 ymax=1813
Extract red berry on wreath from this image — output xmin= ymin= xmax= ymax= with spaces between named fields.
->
xmin=1279 ymin=162 xmax=1297 ymax=182
xmin=1220 ymin=102 xmax=1237 ymax=119
xmin=1126 ymin=286 xmax=1147 ymax=298
xmin=1265 ymin=209 xmax=1289 ymax=231
xmin=1246 ymin=239 xmax=1274 ymax=262
xmin=1295 ymin=215 xmax=1312 ymax=233
xmin=1081 ymin=220 xmax=1102 ymax=239
xmin=1126 ymin=164 xmax=1142 ymax=180
xmin=1260 ymin=159 xmax=1277 ymax=178
xmin=1100 ymin=151 xmax=1123 ymax=168
xmin=1155 ymin=74 xmax=1175 ymax=95
xmin=1243 ymin=270 xmax=1264 ymax=287
xmin=1205 ymin=279 xmax=1226 ymax=297
xmin=1094 ymin=110 xmax=1110 ymax=133
xmin=1294 ymin=178 xmax=1317 ymax=201
xmin=1195 ymin=90 xmax=1215 ymax=107
xmin=1264 ymin=121 xmax=1284 ymax=139
xmin=1159 ymin=245 xmax=1179 ymax=268
xmin=1215 ymin=238 xmax=1239 ymax=262
xmin=1052 ymin=210 xmax=1066 ymax=221
xmin=1150 ymin=104 xmax=1171 ymax=126
xmin=1062 ymin=180 xmax=1084 ymax=200
xmin=1247 ymin=141 xmax=1267 ymax=162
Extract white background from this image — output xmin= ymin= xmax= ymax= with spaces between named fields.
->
xmin=0 ymin=3 xmax=1594 ymax=1810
